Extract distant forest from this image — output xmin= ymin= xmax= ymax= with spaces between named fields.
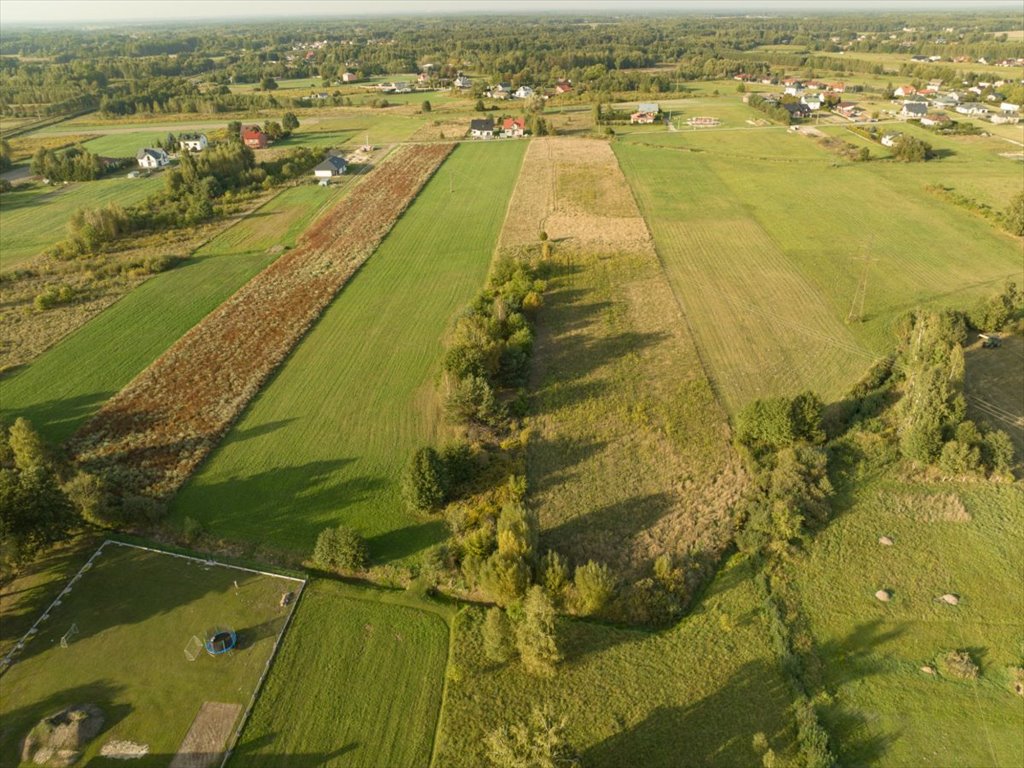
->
xmin=1 ymin=12 xmax=1022 ymax=118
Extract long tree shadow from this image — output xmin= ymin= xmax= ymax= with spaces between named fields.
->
xmin=582 ymin=658 xmax=797 ymax=767
xmin=543 ymin=492 xmax=675 ymax=571
xmin=365 ymin=519 xmax=446 ymax=564
xmin=173 ymin=457 xmax=387 ymax=549
xmin=0 ymin=537 xmax=99 ymax=655
xmin=526 ymin=435 xmax=608 ymax=496
xmin=0 ymin=391 xmax=116 ymax=445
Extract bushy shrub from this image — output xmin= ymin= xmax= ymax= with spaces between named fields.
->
xmin=572 ymin=560 xmax=616 ymax=616
xmin=312 ymin=524 xmax=369 ymax=571
xmin=515 ymin=586 xmax=561 ymax=677
xmin=937 ymin=649 xmax=979 ymax=680
xmin=402 ymin=446 xmax=447 ymax=511
xmin=478 ymin=551 xmax=531 ymax=605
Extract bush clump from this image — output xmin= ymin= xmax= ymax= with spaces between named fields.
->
xmin=312 ymin=524 xmax=369 ymax=571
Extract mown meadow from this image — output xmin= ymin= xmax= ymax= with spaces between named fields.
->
xmin=1 ymin=183 xmax=348 ymax=444
xmin=169 ymin=140 xmax=527 ymax=562
xmin=232 ymin=579 xmax=450 ymax=768
xmin=615 ymin=124 xmax=1024 ymax=412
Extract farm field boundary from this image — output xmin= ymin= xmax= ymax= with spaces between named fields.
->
xmin=69 ymin=143 xmax=454 ymax=504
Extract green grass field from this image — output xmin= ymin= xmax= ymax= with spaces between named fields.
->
xmin=169 ymin=140 xmax=527 ymax=563
xmin=1 ymin=183 xmax=347 ymax=443
xmin=614 ymin=128 xmax=1024 ymax=411
xmin=0 ymin=542 xmax=299 ymax=765
xmin=81 ymin=132 xmax=178 ymax=157
xmin=436 ymin=555 xmax=799 ymax=767
xmin=231 ymin=580 xmax=450 ymax=767
xmin=792 ymin=479 xmax=1024 ymax=767
xmin=0 ymin=177 xmax=164 ymax=268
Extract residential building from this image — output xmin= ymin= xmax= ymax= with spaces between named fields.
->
xmin=178 ymin=133 xmax=208 ymax=152
xmin=470 ymin=118 xmax=495 ymax=139
xmin=502 ymin=117 xmax=526 ymax=137
xmin=136 ymin=148 xmax=170 ymax=168
xmin=313 ymin=155 xmax=347 ymax=178
xmin=241 ymin=126 xmax=268 ymax=149
xmin=630 ymin=102 xmax=660 ymax=124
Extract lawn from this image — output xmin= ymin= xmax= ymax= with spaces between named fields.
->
xmin=614 ymin=128 xmax=1024 ymax=412
xmin=435 ymin=555 xmax=799 ymax=767
xmin=0 ymin=176 xmax=163 ymax=269
xmin=1 ymin=183 xmax=347 ymax=443
xmin=81 ymin=132 xmax=179 ymax=157
xmin=791 ymin=479 xmax=1024 ymax=767
xmin=230 ymin=580 xmax=450 ymax=767
xmin=0 ymin=541 xmax=300 ymax=766
xmin=169 ymin=140 xmax=527 ymax=563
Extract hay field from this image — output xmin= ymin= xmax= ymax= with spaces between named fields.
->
xmin=169 ymin=141 xmax=527 ymax=562
xmin=615 ymin=129 xmax=1024 ymax=411
xmin=0 ymin=542 xmax=298 ymax=764
xmin=505 ymin=138 xmax=742 ymax=581
xmin=791 ymin=481 xmax=1024 ymax=766
xmin=1 ymin=184 xmax=347 ymax=444
xmin=436 ymin=555 xmax=798 ymax=767
xmin=232 ymin=580 xmax=449 ymax=767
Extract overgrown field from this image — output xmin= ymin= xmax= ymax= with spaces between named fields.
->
xmin=231 ymin=580 xmax=450 ymax=767
xmin=792 ymin=480 xmax=1024 ymax=767
xmin=615 ymin=128 xmax=1024 ymax=411
xmin=435 ymin=556 xmax=799 ymax=767
xmin=170 ymin=140 xmax=526 ymax=561
xmin=0 ymin=176 xmax=163 ymax=268
xmin=1 ymin=183 xmax=347 ymax=443
xmin=502 ymin=138 xmax=742 ymax=590
xmin=0 ymin=542 xmax=298 ymax=765
xmin=70 ymin=143 xmax=453 ymax=504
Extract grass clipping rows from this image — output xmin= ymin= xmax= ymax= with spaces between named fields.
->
xmin=69 ymin=143 xmax=454 ymax=501
xmin=506 ymin=137 xmax=744 ymax=583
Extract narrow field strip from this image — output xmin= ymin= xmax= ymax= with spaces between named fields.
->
xmin=169 ymin=141 xmax=526 ymax=560
xmin=69 ymin=143 xmax=454 ymax=502
xmin=1 ymin=184 xmax=347 ymax=444
xmin=508 ymin=137 xmax=742 ymax=582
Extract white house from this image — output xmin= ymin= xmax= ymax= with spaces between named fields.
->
xmin=179 ymin=133 xmax=208 ymax=152
xmin=893 ymin=85 xmax=916 ymax=97
xmin=955 ymin=102 xmax=990 ymax=116
xmin=454 ymin=73 xmax=472 ymax=89
xmin=341 ymin=72 xmax=359 ymax=82
xmin=470 ymin=118 xmax=494 ymax=139
xmin=313 ymin=155 xmax=347 ymax=178
xmin=136 ymin=148 xmax=170 ymax=168
xmin=800 ymin=94 xmax=824 ymax=110
xmin=784 ymin=84 xmax=804 ymax=96
xmin=881 ymin=132 xmax=902 ymax=147
xmin=1000 ymin=102 xmax=1020 ymax=114
xmin=513 ymin=85 xmax=534 ymax=99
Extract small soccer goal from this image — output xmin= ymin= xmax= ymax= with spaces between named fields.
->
xmin=60 ymin=623 xmax=79 ymax=649
xmin=184 ymin=635 xmax=204 ymax=662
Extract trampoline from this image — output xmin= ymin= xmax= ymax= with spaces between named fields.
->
xmin=204 ymin=626 xmax=237 ymax=656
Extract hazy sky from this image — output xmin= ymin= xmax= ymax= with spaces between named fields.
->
xmin=0 ymin=0 xmax=1020 ymax=25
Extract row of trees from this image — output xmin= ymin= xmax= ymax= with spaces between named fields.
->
xmin=29 ymin=145 xmax=119 ymax=181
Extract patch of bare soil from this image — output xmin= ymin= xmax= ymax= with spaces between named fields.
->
xmin=169 ymin=702 xmax=241 ymax=768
